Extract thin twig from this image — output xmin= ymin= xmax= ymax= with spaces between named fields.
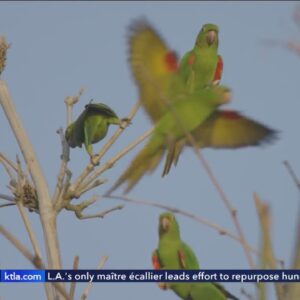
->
xmin=0 ymin=193 xmax=15 ymax=202
xmin=0 ymin=152 xmax=17 ymax=172
xmin=0 ymin=202 xmax=15 ymax=208
xmin=65 ymin=87 xmax=85 ymax=126
xmin=69 ymin=256 xmax=79 ymax=300
xmin=16 ymin=201 xmax=42 ymax=260
xmin=194 ymin=147 xmax=255 ymax=267
xmin=76 ymin=178 xmax=108 ymax=199
xmin=55 ymin=169 xmax=72 ymax=212
xmin=54 ymin=87 xmax=84 ymax=209
xmin=66 ymin=195 xmax=124 ymax=220
xmin=67 ymin=101 xmax=140 ymax=197
xmin=80 ymin=256 xmax=108 ymax=300
xmin=84 ymin=127 xmax=154 ymax=198
xmin=15 ymin=153 xmax=42 ymax=261
xmin=0 ymin=225 xmax=44 ymax=268
xmin=0 ymin=159 xmax=14 ymax=181
xmin=52 ymin=128 xmax=70 ymax=205
xmin=254 ymin=193 xmax=285 ymax=300
xmin=283 ymin=160 xmax=300 ymax=192
xmin=106 ymin=194 xmax=258 ymax=255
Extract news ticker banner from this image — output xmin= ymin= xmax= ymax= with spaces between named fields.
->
xmin=1 ymin=270 xmax=300 ymax=283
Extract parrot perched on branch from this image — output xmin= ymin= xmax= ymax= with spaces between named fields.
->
xmin=179 ymin=23 xmax=223 ymax=91
xmin=109 ymin=85 xmax=231 ymax=194
xmin=65 ymin=102 xmax=121 ymax=157
xmin=152 ymin=212 xmax=239 ymax=300
xmin=163 ymin=23 xmax=223 ymax=174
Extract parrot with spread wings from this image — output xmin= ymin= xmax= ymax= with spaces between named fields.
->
xmin=106 ymin=20 xmax=277 ymax=193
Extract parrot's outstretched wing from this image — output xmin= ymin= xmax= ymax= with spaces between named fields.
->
xmin=129 ymin=19 xmax=179 ymax=122
xmin=192 ymin=110 xmax=278 ymax=149
xmin=162 ymin=110 xmax=278 ymax=176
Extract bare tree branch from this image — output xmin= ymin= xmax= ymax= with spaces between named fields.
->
xmin=0 ymin=193 xmax=14 ymax=202
xmin=284 ymin=160 xmax=300 ymax=192
xmin=64 ymin=87 xmax=85 ymax=126
xmin=52 ymin=128 xmax=70 ymax=205
xmin=106 ymin=194 xmax=259 ymax=255
xmin=65 ymin=196 xmax=124 ymax=220
xmin=254 ymin=193 xmax=285 ymax=300
xmin=0 ymin=80 xmax=64 ymax=299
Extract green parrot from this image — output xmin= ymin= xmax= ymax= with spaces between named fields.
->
xmin=106 ymin=20 xmax=229 ymax=194
xmin=179 ymin=23 xmax=223 ymax=92
xmin=65 ymin=102 xmax=121 ymax=157
xmin=163 ymin=23 xmax=223 ymax=174
xmin=109 ymin=85 xmax=231 ymax=194
xmin=152 ymin=212 xmax=238 ymax=300
xmin=126 ymin=19 xmax=278 ymax=180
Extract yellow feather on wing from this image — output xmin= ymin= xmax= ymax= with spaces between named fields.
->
xmin=128 ymin=19 xmax=179 ymax=122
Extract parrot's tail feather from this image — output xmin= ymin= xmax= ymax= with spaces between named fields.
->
xmin=259 ymin=128 xmax=279 ymax=146
xmin=162 ymin=145 xmax=176 ymax=177
xmin=107 ymin=138 xmax=165 ymax=195
xmin=123 ymin=148 xmax=165 ymax=194
xmin=162 ymin=139 xmax=186 ymax=177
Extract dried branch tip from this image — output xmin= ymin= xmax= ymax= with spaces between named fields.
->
xmin=0 ymin=36 xmax=10 ymax=75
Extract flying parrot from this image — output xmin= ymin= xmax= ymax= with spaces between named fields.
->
xmin=106 ymin=20 xmax=229 ymax=194
xmin=123 ymin=19 xmax=278 ymax=182
xmin=108 ymin=85 xmax=231 ymax=194
xmin=152 ymin=212 xmax=238 ymax=300
xmin=65 ymin=102 xmax=121 ymax=158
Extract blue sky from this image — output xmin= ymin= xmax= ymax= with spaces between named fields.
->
xmin=0 ymin=1 xmax=299 ymax=299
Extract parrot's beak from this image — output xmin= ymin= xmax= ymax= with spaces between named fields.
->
xmin=161 ymin=217 xmax=170 ymax=232
xmin=206 ymin=30 xmax=217 ymax=46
